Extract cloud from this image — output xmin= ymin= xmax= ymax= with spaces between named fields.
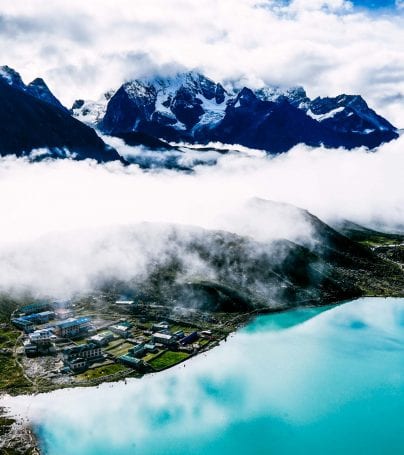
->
xmin=0 ymin=136 xmax=404 ymax=297
xmin=0 ymin=0 xmax=403 ymax=126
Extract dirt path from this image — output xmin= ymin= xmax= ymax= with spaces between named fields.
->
xmin=13 ymin=332 xmax=38 ymax=393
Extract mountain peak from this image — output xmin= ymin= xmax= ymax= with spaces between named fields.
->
xmin=0 ymin=65 xmax=68 ymax=113
xmin=0 ymin=78 xmax=121 ymax=162
xmin=0 ymin=65 xmax=25 ymax=91
xmin=28 ymin=77 xmax=47 ymax=88
xmin=309 ymin=94 xmax=395 ymax=133
xmin=26 ymin=77 xmax=68 ymax=112
xmin=102 ymin=70 xmax=229 ymax=134
xmin=255 ymin=85 xmax=308 ymax=107
xmin=124 ymin=71 xmax=227 ymax=103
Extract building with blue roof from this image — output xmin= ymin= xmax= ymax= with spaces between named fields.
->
xmin=53 ymin=317 xmax=92 ymax=338
xmin=12 ymin=310 xmax=55 ymax=333
xmin=180 ymin=331 xmax=199 ymax=345
xmin=12 ymin=317 xmax=35 ymax=333
xmin=119 ymin=354 xmax=145 ymax=370
xmin=19 ymin=302 xmax=50 ymax=315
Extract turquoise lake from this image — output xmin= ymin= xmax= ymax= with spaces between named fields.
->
xmin=9 ymin=297 xmax=404 ymax=454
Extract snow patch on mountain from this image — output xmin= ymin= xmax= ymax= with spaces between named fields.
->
xmin=71 ymin=91 xmax=115 ymax=126
xmin=195 ymin=95 xmax=228 ymax=126
xmin=307 ymin=106 xmax=345 ymax=122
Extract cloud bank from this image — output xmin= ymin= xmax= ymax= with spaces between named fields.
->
xmin=0 ymin=136 xmax=403 ymax=297
xmin=0 ymin=0 xmax=403 ymax=126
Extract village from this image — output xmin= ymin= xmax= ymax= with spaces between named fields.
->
xmin=8 ymin=295 xmax=239 ymax=388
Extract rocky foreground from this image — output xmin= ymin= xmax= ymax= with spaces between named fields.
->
xmin=0 ymin=407 xmax=39 ymax=455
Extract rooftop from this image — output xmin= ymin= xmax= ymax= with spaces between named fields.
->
xmin=119 ymin=354 xmax=142 ymax=365
xmin=89 ymin=331 xmax=113 ymax=341
xmin=19 ymin=302 xmax=49 ymax=314
xmin=12 ymin=317 xmax=34 ymax=325
xmin=153 ymin=332 xmax=173 ymax=340
xmin=55 ymin=317 xmax=90 ymax=329
xmin=110 ymin=323 xmax=131 ymax=331
xmin=63 ymin=342 xmax=99 ymax=356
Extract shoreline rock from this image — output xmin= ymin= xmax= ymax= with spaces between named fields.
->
xmin=0 ymin=406 xmax=41 ymax=454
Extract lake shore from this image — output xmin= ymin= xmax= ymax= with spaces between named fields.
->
xmin=0 ymin=294 xmax=401 ymax=454
xmin=2 ymin=297 xmax=404 ymax=455
xmin=0 ymin=299 xmax=344 ymax=454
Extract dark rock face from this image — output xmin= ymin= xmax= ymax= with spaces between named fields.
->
xmin=0 ymin=66 xmax=68 ymax=112
xmin=309 ymin=94 xmax=393 ymax=133
xmin=103 ymin=82 xmax=157 ymax=133
xmin=26 ymin=78 xmax=69 ymax=113
xmin=306 ymin=94 xmax=397 ymax=149
xmin=170 ymin=86 xmax=204 ymax=128
xmin=72 ymin=99 xmax=85 ymax=110
xmin=202 ymin=93 xmax=326 ymax=153
xmin=0 ymin=65 xmax=26 ymax=91
xmin=101 ymin=71 xmax=398 ymax=153
xmin=0 ymin=79 xmax=121 ymax=162
xmin=114 ymin=131 xmax=174 ymax=150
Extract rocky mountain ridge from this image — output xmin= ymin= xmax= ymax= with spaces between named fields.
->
xmin=95 ymin=71 xmax=398 ymax=152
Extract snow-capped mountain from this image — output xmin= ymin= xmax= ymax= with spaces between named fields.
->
xmin=0 ymin=64 xmax=397 ymax=164
xmin=306 ymin=94 xmax=394 ymax=135
xmin=101 ymin=71 xmax=228 ymax=141
xmin=97 ymin=71 xmax=398 ymax=153
xmin=0 ymin=65 xmax=68 ymax=112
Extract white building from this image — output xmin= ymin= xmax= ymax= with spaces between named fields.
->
xmin=152 ymin=332 xmax=175 ymax=346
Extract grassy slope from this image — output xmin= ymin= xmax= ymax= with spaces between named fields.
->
xmin=148 ymin=351 xmax=190 ymax=370
xmin=0 ymin=297 xmax=34 ymax=394
xmin=331 ymin=219 xmax=404 ymax=247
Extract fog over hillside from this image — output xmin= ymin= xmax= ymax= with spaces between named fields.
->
xmin=0 ymin=136 xmax=403 ymax=297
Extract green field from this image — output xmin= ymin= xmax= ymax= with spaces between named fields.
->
xmin=148 ymin=350 xmax=189 ymax=370
xmin=143 ymin=351 xmax=161 ymax=362
xmin=0 ymin=326 xmax=32 ymax=393
xmin=199 ymin=338 xmax=211 ymax=347
xmin=0 ymin=327 xmax=19 ymax=349
xmin=76 ymin=363 xmax=127 ymax=381
xmin=0 ymin=354 xmax=32 ymax=393
xmin=105 ymin=342 xmax=133 ymax=357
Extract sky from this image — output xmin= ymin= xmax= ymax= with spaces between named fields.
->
xmin=352 ymin=0 xmax=400 ymax=8
xmin=0 ymin=0 xmax=403 ymax=127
